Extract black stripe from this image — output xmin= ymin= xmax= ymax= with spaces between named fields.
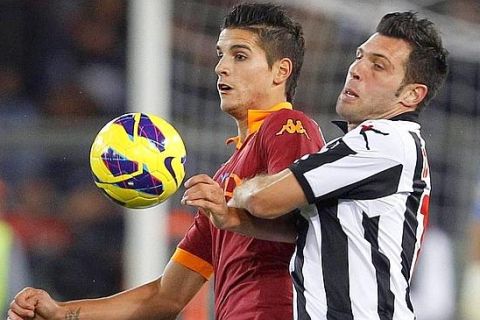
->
xmin=400 ymin=132 xmax=426 ymax=312
xmin=318 ymin=201 xmax=354 ymax=320
xmin=292 ymin=215 xmax=311 ymax=320
xmin=362 ymin=213 xmax=395 ymax=320
xmin=293 ymin=138 xmax=356 ymax=173
xmin=314 ymin=164 xmax=403 ymax=202
xmin=290 ymin=139 xmax=356 ymax=203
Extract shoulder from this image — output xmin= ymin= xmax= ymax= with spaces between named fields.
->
xmin=349 ymin=119 xmax=410 ymax=137
xmin=343 ymin=119 xmax=407 ymax=155
xmin=260 ymin=108 xmax=324 ymax=145
xmin=266 ymin=108 xmax=315 ymax=123
xmin=260 ymin=108 xmax=319 ymax=134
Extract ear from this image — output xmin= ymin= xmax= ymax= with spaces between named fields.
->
xmin=273 ymin=58 xmax=293 ymax=85
xmin=400 ymin=83 xmax=428 ymax=109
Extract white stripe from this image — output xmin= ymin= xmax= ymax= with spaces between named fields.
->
xmin=302 ymin=210 xmax=328 ymax=318
xmin=304 ymin=155 xmax=401 ymax=199
xmin=337 ymin=203 xmax=380 ymax=320
xmin=412 ymin=212 xmax=425 ymax=276
xmin=375 ymin=194 xmax=414 ymax=320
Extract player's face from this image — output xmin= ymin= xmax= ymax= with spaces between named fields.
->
xmin=336 ymin=33 xmax=412 ymax=127
xmin=215 ymin=28 xmax=277 ymax=119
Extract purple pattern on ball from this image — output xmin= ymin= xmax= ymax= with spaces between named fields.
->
xmin=113 ymin=114 xmax=136 ymax=140
xmin=115 ymin=165 xmax=164 ymax=195
xmin=102 ymin=148 xmax=138 ymax=176
xmin=164 ymin=157 xmax=177 ymax=186
xmin=138 ymin=114 xmax=166 ymax=152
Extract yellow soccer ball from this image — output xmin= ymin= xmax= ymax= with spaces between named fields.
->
xmin=90 ymin=113 xmax=186 ymax=209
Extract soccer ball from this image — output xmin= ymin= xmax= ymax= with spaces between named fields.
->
xmin=90 ymin=112 xmax=186 ymax=209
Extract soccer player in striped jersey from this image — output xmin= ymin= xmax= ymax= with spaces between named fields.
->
xmin=184 ymin=11 xmax=449 ymax=320
xmin=8 ymin=3 xmax=324 ymax=320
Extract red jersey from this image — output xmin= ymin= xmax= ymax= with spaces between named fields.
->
xmin=173 ymin=102 xmax=325 ymax=319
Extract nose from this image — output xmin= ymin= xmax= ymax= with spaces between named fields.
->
xmin=215 ymin=56 xmax=230 ymax=76
xmin=348 ymin=60 xmax=361 ymax=80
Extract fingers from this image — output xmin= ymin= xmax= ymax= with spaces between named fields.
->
xmin=182 ymin=183 xmax=219 ymax=200
xmin=182 ymin=175 xmax=222 ymax=206
xmin=182 ymin=175 xmax=230 ymax=223
xmin=15 ymin=287 xmax=38 ymax=309
xmin=184 ymin=174 xmax=216 ymax=188
xmin=185 ymin=199 xmax=216 ymax=215
xmin=182 ymin=186 xmax=223 ymax=207
xmin=8 ymin=307 xmax=34 ymax=320
xmin=8 ymin=287 xmax=38 ymax=319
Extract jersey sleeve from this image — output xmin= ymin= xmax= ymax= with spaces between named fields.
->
xmin=290 ymin=121 xmax=404 ymax=204
xmin=172 ymin=212 xmax=214 ymax=279
xmin=259 ymin=109 xmax=325 ymax=174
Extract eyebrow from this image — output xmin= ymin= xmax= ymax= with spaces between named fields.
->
xmin=357 ymin=47 xmax=392 ymax=66
xmin=216 ymin=44 xmax=253 ymax=52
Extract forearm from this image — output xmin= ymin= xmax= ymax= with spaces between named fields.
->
xmin=8 ymin=262 xmax=205 ymax=320
xmin=57 ymin=280 xmax=181 ymax=320
xmin=217 ymin=207 xmax=295 ymax=243
xmin=232 ymin=169 xmax=307 ymax=219
xmin=180 ymin=173 xmax=298 ymax=242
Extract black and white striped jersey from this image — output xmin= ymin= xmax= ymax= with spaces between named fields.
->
xmin=289 ymin=112 xmax=430 ymax=320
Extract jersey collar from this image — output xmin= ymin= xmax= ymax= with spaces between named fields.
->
xmin=389 ymin=111 xmax=419 ymax=123
xmin=332 ymin=112 xmax=420 ymax=134
xmin=227 ymin=102 xmax=293 ymax=149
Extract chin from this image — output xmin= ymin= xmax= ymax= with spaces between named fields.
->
xmin=219 ymin=98 xmax=230 ymax=109
xmin=220 ymin=102 xmax=233 ymax=113
xmin=220 ymin=103 xmax=241 ymax=118
xmin=335 ymin=103 xmax=347 ymax=119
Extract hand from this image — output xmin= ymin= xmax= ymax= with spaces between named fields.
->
xmin=181 ymin=174 xmax=240 ymax=229
xmin=8 ymin=287 xmax=60 ymax=320
xmin=182 ymin=174 xmax=296 ymax=242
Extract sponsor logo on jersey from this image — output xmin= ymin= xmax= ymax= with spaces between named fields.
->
xmin=276 ymin=119 xmax=310 ymax=139
xmin=359 ymin=124 xmax=389 ymax=150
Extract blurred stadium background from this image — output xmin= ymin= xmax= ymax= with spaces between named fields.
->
xmin=0 ymin=0 xmax=479 ymax=319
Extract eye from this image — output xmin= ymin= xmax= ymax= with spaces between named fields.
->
xmin=373 ymin=63 xmax=385 ymax=70
xmin=216 ymin=52 xmax=223 ymax=59
xmin=235 ymin=53 xmax=247 ymax=61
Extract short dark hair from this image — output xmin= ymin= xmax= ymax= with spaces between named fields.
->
xmin=376 ymin=11 xmax=449 ymax=110
xmin=223 ymin=3 xmax=305 ymax=102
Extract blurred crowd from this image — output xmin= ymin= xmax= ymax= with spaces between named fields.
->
xmin=1 ymin=0 xmax=480 ymax=319
xmin=0 ymin=0 xmax=128 ymax=315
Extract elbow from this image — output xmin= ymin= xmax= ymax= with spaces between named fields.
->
xmin=246 ymin=192 xmax=282 ymax=219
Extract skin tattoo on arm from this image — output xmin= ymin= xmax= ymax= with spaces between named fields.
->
xmin=65 ymin=308 xmax=81 ymax=320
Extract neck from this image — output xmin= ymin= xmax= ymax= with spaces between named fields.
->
xmin=347 ymin=110 xmax=418 ymax=131
xmin=235 ymin=97 xmax=289 ymax=141
xmin=347 ymin=123 xmax=357 ymax=132
xmin=237 ymin=119 xmax=248 ymax=141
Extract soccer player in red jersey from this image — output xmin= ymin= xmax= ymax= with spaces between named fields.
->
xmin=8 ymin=3 xmax=324 ymax=320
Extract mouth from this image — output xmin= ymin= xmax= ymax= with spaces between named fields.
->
xmin=217 ymin=82 xmax=233 ymax=93
xmin=344 ymin=88 xmax=359 ymax=98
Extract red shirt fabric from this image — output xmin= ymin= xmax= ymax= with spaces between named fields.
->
xmin=174 ymin=103 xmax=325 ymax=319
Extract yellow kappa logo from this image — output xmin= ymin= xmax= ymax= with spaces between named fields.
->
xmin=276 ymin=119 xmax=310 ymax=140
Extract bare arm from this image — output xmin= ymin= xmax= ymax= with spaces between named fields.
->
xmin=8 ymin=261 xmax=206 ymax=320
xmin=231 ymin=168 xmax=308 ymax=219
xmin=182 ymin=174 xmax=297 ymax=243
xmin=220 ymin=207 xmax=297 ymax=243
